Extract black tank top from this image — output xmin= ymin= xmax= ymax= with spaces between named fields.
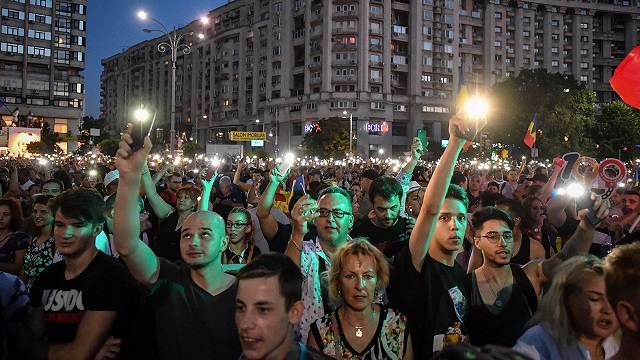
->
xmin=465 ymin=264 xmax=537 ymax=347
xmin=510 ymin=231 xmax=531 ymax=265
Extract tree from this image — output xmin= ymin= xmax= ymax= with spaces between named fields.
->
xmin=300 ymin=118 xmax=349 ymax=158
xmin=182 ymin=142 xmax=203 ymax=158
xmin=26 ymin=122 xmax=61 ymax=154
xmin=487 ymin=69 xmax=597 ymax=158
xmin=78 ymin=116 xmax=111 ymax=154
xmin=98 ymin=139 xmax=120 ymax=157
xmin=591 ymin=101 xmax=640 ymax=161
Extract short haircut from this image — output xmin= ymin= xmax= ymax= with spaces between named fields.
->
xmin=219 ymin=176 xmax=232 ymax=185
xmin=318 ymin=186 xmax=353 ymax=212
xmin=529 ymin=255 xmax=605 ymax=348
xmin=33 ymin=194 xmax=54 ymax=207
xmin=42 ymin=178 xmax=64 ymax=191
xmin=176 ymin=186 xmax=201 ymax=205
xmin=326 ymin=238 xmax=389 ymax=307
xmin=495 ymin=198 xmax=525 ymax=221
xmin=446 ymin=184 xmax=469 ymax=210
xmin=228 ymin=207 xmax=255 ymax=245
xmin=605 ymin=242 xmax=640 ymax=312
xmin=236 ymin=252 xmax=302 ymax=311
xmin=0 ymin=198 xmax=23 ymax=231
xmin=479 ymin=191 xmax=505 ymax=207
xmin=624 ymin=189 xmax=640 ymax=197
xmin=450 ymin=172 xmax=467 ymax=187
xmin=49 ymin=188 xmax=105 ymax=226
xmin=368 ymin=176 xmax=403 ymax=204
xmin=471 ymin=206 xmax=514 ymax=232
xmin=487 ymin=181 xmax=500 ymax=189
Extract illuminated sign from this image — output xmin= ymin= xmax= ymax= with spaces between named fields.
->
xmin=441 ymin=139 xmax=449 ymax=148
xmin=365 ymin=122 xmax=389 ymax=133
xmin=229 ymin=131 xmax=266 ymax=141
xmin=251 ymin=140 xmax=264 ymax=146
xmin=8 ymin=127 xmax=41 ymax=155
xmin=304 ymin=124 xmax=314 ymax=133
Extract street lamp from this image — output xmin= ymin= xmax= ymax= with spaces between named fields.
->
xmin=138 ymin=10 xmax=197 ymax=156
xmin=343 ymin=110 xmax=354 ymax=156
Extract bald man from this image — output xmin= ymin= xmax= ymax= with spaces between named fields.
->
xmin=113 ymin=130 xmax=241 ymax=359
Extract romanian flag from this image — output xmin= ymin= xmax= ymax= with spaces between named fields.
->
xmin=524 ymin=114 xmax=537 ymax=148
xmin=634 ymin=167 xmax=639 ymax=188
xmin=456 ymin=65 xmax=472 ymax=151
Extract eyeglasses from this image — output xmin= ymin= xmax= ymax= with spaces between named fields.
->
xmin=316 ymin=208 xmax=352 ymax=219
xmin=481 ymin=232 xmax=514 ymax=243
xmin=225 ymin=222 xmax=250 ymax=229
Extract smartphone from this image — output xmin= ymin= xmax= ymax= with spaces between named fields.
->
xmin=278 ymin=153 xmax=295 ymax=176
xmin=454 ymin=117 xmax=487 ymax=142
xmin=577 ymin=193 xmax=602 ymax=227
xmin=131 ymin=110 xmax=156 ymax=151
xmin=417 ymin=130 xmax=428 ymax=151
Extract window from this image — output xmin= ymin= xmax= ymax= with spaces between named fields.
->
xmin=55 ymin=2 xmax=72 ymax=16
xmin=423 ymin=56 xmax=432 ymax=66
xmin=54 ymin=119 xmax=68 ymax=133
xmin=1 ymin=42 xmax=24 ymax=53
xmin=523 ymin=31 xmax=530 ymax=37
xmin=422 ymin=74 xmax=432 ymax=82
xmin=55 ymin=34 xmax=70 ymax=47
xmin=2 ymin=9 xmax=25 ymax=20
xmin=580 ymin=22 xmax=588 ymax=29
xmin=423 ymin=11 xmax=433 ymax=20
xmin=30 ymin=0 xmax=52 ymax=6
xmin=580 ymin=49 xmax=588 ymax=55
xmin=523 ymin=17 xmax=530 ymax=23
xmin=551 ymin=60 xmax=558 ymax=66
xmin=580 ymin=62 xmax=589 ymax=69
xmin=495 ymin=40 xmax=501 ymax=47
xmin=581 ymin=36 xmax=589 ymax=42
xmin=551 ymin=20 xmax=559 ymax=27
xmin=29 ymin=13 xmax=52 ymax=24
xmin=423 ymin=41 xmax=432 ymax=51
xmin=580 ymin=75 xmax=588 ymax=82
xmin=551 ymin=47 xmax=559 ymax=53
xmin=495 ymin=12 xmax=502 ymax=19
xmin=495 ymin=26 xmax=502 ymax=33
xmin=551 ymin=34 xmax=559 ymax=40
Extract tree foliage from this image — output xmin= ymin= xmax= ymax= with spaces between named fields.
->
xmin=78 ymin=116 xmax=112 ymax=154
xmin=26 ymin=122 xmax=61 ymax=154
xmin=487 ymin=69 xmax=597 ymax=158
xmin=590 ymin=101 xmax=640 ymax=161
xmin=300 ymin=118 xmax=350 ymax=158
xmin=97 ymin=139 xmax=120 ymax=157
xmin=182 ymin=142 xmax=203 ymax=158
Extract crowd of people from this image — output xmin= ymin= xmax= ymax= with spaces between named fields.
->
xmin=1 ymin=112 xmax=640 ymax=360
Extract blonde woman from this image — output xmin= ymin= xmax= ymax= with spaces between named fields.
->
xmin=513 ymin=255 xmax=619 ymax=360
xmin=308 ymin=238 xmax=412 ymax=359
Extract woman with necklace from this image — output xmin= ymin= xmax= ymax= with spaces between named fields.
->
xmin=142 ymin=168 xmax=203 ymax=262
xmin=21 ymin=195 xmax=54 ymax=292
xmin=0 ymin=198 xmax=29 ymax=277
xmin=308 ymin=238 xmax=412 ymax=359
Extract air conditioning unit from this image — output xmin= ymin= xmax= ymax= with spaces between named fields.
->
xmin=32 ymin=90 xmax=37 ymax=94
xmin=350 ymin=60 xmax=356 ymax=64
xmin=448 ymin=39 xmax=453 ymax=43
xmin=393 ymin=32 xmax=399 ymax=36
xmin=14 ymin=36 xmax=21 ymax=41
xmin=1 ymin=15 xmax=8 ymax=19
xmin=447 ymin=24 xmax=452 ymax=28
xmin=449 ymin=53 xmax=454 ymax=57
xmin=426 ymin=35 xmax=432 ymax=40
xmin=392 ymin=64 xmax=398 ymax=68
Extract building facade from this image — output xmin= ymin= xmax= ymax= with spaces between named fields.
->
xmin=0 ymin=0 xmax=86 ymax=153
xmin=100 ymin=0 xmax=639 ymax=158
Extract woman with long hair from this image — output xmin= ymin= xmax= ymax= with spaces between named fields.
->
xmin=0 ymin=198 xmax=29 ymax=276
xmin=21 ymin=195 xmax=54 ymax=292
xmin=222 ymin=207 xmax=261 ymax=267
xmin=513 ymin=255 xmax=619 ymax=359
xmin=520 ymin=196 xmax=556 ymax=258
xmin=308 ymin=238 xmax=412 ymax=359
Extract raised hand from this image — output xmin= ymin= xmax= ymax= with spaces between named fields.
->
xmin=116 ymin=123 xmax=152 ymax=178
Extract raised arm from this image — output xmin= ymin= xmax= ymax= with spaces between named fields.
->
xmin=113 ymin=129 xmax=160 ymax=288
xmin=141 ymin=166 xmax=173 ymax=221
xmin=524 ymin=193 xmax=608 ymax=291
xmin=285 ymin=194 xmax=317 ymax=268
xmin=2 ymin=164 xmax=19 ymax=199
xmin=409 ymin=114 xmax=466 ymax=270
xmin=233 ymin=160 xmax=252 ymax=193
xmin=539 ymin=162 xmax=564 ymax=203
xmin=152 ymin=163 xmax=172 ymax=186
xmin=398 ymin=137 xmax=422 ymax=217
xmin=257 ymin=165 xmax=289 ymax=241
xmin=198 ymin=171 xmax=218 ymax=211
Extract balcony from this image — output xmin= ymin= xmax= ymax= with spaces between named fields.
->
xmin=308 ymin=61 xmax=322 ymax=69
xmin=333 ymin=27 xmax=358 ymax=34
xmin=332 ymin=75 xmax=356 ymax=82
xmin=369 ymin=60 xmax=383 ymax=67
xmin=370 ymin=44 xmax=382 ymax=51
xmin=332 ymin=59 xmax=357 ymax=66
xmin=370 ymin=77 xmax=382 ymax=83
xmin=310 ymin=77 xmax=321 ymax=84
xmin=392 ymin=2 xmax=410 ymax=11
xmin=333 ymin=43 xmax=357 ymax=50
xmin=335 ymin=10 xmax=358 ymax=18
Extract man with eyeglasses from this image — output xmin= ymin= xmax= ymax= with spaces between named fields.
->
xmin=160 ymin=172 xmax=183 ymax=208
xmin=465 ymin=199 xmax=607 ymax=347
xmin=286 ymin=186 xmax=355 ymax=343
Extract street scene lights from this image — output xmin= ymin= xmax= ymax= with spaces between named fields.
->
xmin=138 ymin=10 xmax=195 ymax=156
xmin=343 ymin=110 xmax=354 ymax=156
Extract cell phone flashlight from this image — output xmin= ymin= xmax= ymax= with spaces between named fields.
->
xmin=278 ymin=153 xmax=295 ymax=177
xmin=131 ymin=108 xmax=156 ymax=152
xmin=565 ymin=183 xmax=601 ymax=226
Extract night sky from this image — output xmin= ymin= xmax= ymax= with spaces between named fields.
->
xmin=84 ymin=1 xmax=227 ymax=118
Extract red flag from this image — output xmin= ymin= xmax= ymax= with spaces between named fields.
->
xmin=524 ymin=114 xmax=537 ymax=148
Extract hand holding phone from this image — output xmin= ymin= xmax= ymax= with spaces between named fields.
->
xmin=130 ymin=110 xmax=156 ymax=152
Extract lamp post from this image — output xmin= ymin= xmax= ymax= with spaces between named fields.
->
xmin=138 ymin=11 xmax=196 ymax=156
xmin=343 ymin=110 xmax=353 ymax=156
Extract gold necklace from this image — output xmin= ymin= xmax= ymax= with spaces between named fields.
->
xmin=481 ymin=267 xmax=507 ymax=307
xmin=340 ymin=307 xmax=376 ymax=338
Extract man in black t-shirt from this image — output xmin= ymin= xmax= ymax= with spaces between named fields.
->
xmin=114 ymin=134 xmax=241 ymax=360
xmin=27 ymin=189 xmax=145 ymax=360
xmin=387 ymin=113 xmax=471 ymax=358
xmin=350 ymin=176 xmax=414 ymax=258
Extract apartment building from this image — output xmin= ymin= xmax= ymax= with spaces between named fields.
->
xmin=0 ymin=0 xmax=86 ymax=152
xmin=100 ymin=0 xmax=639 ymax=158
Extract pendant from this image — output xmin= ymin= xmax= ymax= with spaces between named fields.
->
xmin=495 ymin=300 xmax=503 ymax=307
xmin=355 ymin=327 xmax=363 ymax=337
